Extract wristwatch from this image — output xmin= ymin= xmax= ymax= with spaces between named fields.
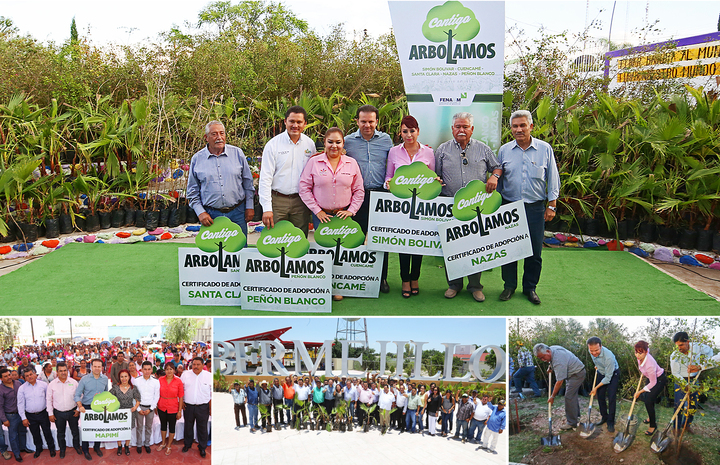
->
xmin=547 ymin=206 xmax=556 ymax=212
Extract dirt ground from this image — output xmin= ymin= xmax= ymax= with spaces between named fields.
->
xmin=513 ymin=397 xmax=714 ymax=465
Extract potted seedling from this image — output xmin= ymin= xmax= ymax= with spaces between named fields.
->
xmin=258 ymin=404 xmax=272 ymax=433
xmin=360 ymin=403 xmax=377 ymax=433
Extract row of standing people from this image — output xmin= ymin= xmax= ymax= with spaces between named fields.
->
xmin=187 ymin=105 xmax=560 ymax=303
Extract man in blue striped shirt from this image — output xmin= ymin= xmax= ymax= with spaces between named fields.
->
xmin=187 ymin=121 xmax=255 ymax=237
xmin=587 ymin=337 xmax=620 ymax=433
xmin=497 ymin=110 xmax=560 ymax=305
xmin=74 ymin=359 xmax=109 ymax=460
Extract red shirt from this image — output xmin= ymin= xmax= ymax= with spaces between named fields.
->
xmin=158 ymin=375 xmax=184 ymax=414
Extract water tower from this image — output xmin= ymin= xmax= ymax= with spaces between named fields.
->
xmin=335 ymin=318 xmax=368 ymax=347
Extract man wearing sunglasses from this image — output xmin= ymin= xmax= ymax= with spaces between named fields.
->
xmin=435 ymin=112 xmax=502 ymax=302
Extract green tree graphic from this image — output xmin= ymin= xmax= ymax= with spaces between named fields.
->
xmin=256 ymin=220 xmax=309 ymax=277
xmin=452 ymin=180 xmax=502 ymax=236
xmin=195 ymin=216 xmax=247 ymax=272
xmin=313 ymin=216 xmax=365 ymax=266
xmin=389 ymin=162 xmax=442 ymax=220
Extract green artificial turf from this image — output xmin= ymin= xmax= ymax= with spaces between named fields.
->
xmin=0 ymin=242 xmax=717 ymax=315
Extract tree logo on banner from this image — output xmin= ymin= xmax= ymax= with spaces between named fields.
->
xmin=452 ymin=180 xmax=502 ymax=236
xmin=314 ymin=216 xmax=365 ymax=266
xmin=256 ymin=220 xmax=310 ymax=278
xmin=415 ymin=1 xmax=488 ymax=65
xmin=388 ymin=161 xmax=442 ymax=220
xmin=194 ymin=216 xmax=247 ymax=272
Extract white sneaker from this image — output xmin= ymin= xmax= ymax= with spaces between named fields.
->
xmin=235 ymin=426 xmax=240 ymax=430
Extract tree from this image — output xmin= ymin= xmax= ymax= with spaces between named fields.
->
xmin=45 ymin=318 xmax=55 ymax=337
xmin=313 ymin=216 xmax=365 ymax=266
xmin=0 ymin=318 xmax=20 ymax=346
xmin=388 ymin=162 xmax=442 ymax=220
xmin=162 ymin=318 xmax=203 ymax=344
xmin=70 ymin=17 xmax=78 ymax=44
xmin=484 ymin=343 xmax=506 ymax=369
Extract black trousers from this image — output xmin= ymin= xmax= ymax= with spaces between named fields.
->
xmin=272 ymin=398 xmax=284 ymax=424
xmin=399 ymin=254 xmax=423 ymax=282
xmin=26 ymin=410 xmax=55 ymax=451
xmin=81 ymin=404 xmax=101 ymax=453
xmin=53 ymin=408 xmax=80 ymax=450
xmin=597 ymin=369 xmax=620 ymax=426
xmin=356 ymin=191 xmax=389 ymax=281
xmin=183 ymin=403 xmax=210 ymax=450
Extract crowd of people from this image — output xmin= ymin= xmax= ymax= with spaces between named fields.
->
xmin=511 ymin=331 xmax=718 ymax=437
xmin=187 ymin=104 xmax=559 ymax=303
xmin=229 ymin=373 xmax=506 ymax=453
xmin=0 ymin=340 xmax=211 ymax=462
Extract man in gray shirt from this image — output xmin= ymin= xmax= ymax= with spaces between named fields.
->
xmin=435 ymin=112 xmax=502 ymax=302
xmin=534 ymin=343 xmax=586 ymax=430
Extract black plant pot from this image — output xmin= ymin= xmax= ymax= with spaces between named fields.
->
xmin=60 ymin=214 xmax=73 ymax=234
xmin=186 ymin=205 xmax=198 ymax=224
xmin=37 ymin=223 xmax=46 ymax=238
xmin=584 ymin=218 xmax=599 ymax=236
xmin=1 ymin=223 xmax=16 ymax=242
xmin=168 ymin=208 xmax=180 ymax=228
xmin=84 ymin=214 xmax=101 ymax=232
xmin=657 ymin=226 xmax=678 ymax=247
xmin=159 ymin=208 xmax=170 ymax=227
xmin=18 ymin=222 xmax=38 ymax=242
xmin=111 ymin=210 xmax=124 ymax=228
xmin=638 ymin=222 xmax=656 ymax=243
xmin=145 ymin=210 xmax=159 ymax=230
xmin=134 ymin=210 xmax=146 ymax=228
xmin=678 ymin=229 xmax=697 ymax=250
xmin=569 ymin=217 xmax=584 ymax=235
xmin=74 ymin=215 xmax=85 ymax=232
xmin=625 ymin=219 xmax=639 ymax=239
xmin=546 ymin=215 xmax=561 ymax=232
xmin=615 ymin=220 xmax=628 ymax=240
xmin=99 ymin=211 xmax=112 ymax=230
xmin=695 ymin=229 xmax=712 ymax=252
xmin=44 ymin=218 xmax=60 ymax=239
xmin=178 ymin=203 xmax=187 ymax=225
xmin=713 ymin=232 xmax=720 ymax=253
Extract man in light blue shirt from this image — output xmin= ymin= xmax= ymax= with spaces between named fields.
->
xmin=18 ymin=369 xmax=55 ymax=458
xmin=345 ymin=104 xmax=394 ymax=292
xmin=587 ymin=337 xmax=620 ymax=433
xmin=480 ymin=399 xmax=506 ymax=454
xmin=74 ymin=359 xmax=109 ymax=460
xmin=497 ymin=110 xmax=560 ymax=305
xmin=187 ymin=120 xmax=255 ymax=237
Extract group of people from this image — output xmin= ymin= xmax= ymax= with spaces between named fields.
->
xmin=230 ymin=374 xmax=506 ymax=453
xmin=512 ymin=331 xmax=717 ymax=438
xmin=187 ymin=105 xmax=560 ymax=303
xmin=0 ymin=341 xmax=212 ymax=462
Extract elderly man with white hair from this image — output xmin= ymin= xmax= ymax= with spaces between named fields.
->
xmin=434 ymin=111 xmax=503 ymax=302
xmin=186 ymin=120 xmax=255 ymax=236
xmin=534 ymin=343 xmax=586 ymax=431
xmin=497 ymin=110 xmax=560 ymax=305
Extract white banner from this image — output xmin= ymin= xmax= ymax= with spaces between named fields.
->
xmin=239 ymin=248 xmax=332 ymax=312
xmin=389 ymin=1 xmax=505 ymax=150
xmin=438 ymin=201 xmax=533 ymax=280
xmin=81 ymin=409 xmax=132 ymax=442
xmin=308 ymin=244 xmax=384 ymax=298
xmin=178 ymin=248 xmax=242 ymax=305
xmin=366 ymin=191 xmax=453 ymax=256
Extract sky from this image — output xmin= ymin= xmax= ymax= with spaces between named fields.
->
xmin=17 ymin=316 xmax=165 ymax=340
xmin=2 ymin=1 xmax=716 ymax=52
xmin=213 ymin=317 xmax=506 ymax=352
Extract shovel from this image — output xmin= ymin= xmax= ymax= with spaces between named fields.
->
xmin=579 ymin=369 xmax=598 ymax=438
xmin=613 ymin=376 xmax=644 ymax=453
xmin=650 ymin=389 xmax=691 ymax=453
xmin=540 ymin=371 xmax=561 ymax=446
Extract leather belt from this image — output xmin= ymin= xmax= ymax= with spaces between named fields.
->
xmin=272 ymin=190 xmax=299 ymax=199
xmin=204 ymin=201 xmax=243 ymax=214
xmin=322 ymin=206 xmax=350 ymax=215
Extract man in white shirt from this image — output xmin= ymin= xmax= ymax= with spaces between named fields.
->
xmin=259 ymin=105 xmax=316 ymax=236
xmin=378 ymin=385 xmax=395 ymax=430
xmin=470 ymin=395 xmax=492 ymax=444
xmin=394 ymin=384 xmax=407 ymax=432
xmin=670 ymin=331 xmax=716 ymax=429
xmin=134 ymin=361 xmax=160 ymax=454
xmin=181 ymin=357 xmax=212 ymax=458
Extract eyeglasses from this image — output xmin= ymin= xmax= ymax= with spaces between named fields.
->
xmin=461 ymin=150 xmax=468 ymax=165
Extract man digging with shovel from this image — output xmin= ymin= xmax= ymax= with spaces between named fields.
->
xmin=587 ymin=336 xmax=620 ymax=434
xmin=534 ymin=343 xmax=586 ymax=431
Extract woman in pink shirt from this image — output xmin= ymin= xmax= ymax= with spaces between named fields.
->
xmin=299 ymin=127 xmax=364 ymax=301
xmin=384 ymin=115 xmax=436 ymax=298
xmin=633 ymin=340 xmax=667 ymax=435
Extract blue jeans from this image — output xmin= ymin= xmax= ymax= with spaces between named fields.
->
xmin=674 ymin=382 xmax=698 ymax=428
xmin=205 ymin=205 xmax=249 ymax=238
xmin=283 ymin=398 xmax=294 ymax=424
xmin=0 ymin=419 xmax=6 ymax=453
xmin=6 ymin=412 xmax=29 ymax=456
xmin=441 ymin=412 xmax=453 ymax=435
xmin=405 ymin=410 xmax=417 ymax=433
xmin=513 ymin=366 xmax=542 ymax=396
xmin=501 ymin=200 xmax=545 ymax=292
xmin=458 ymin=418 xmax=470 ymax=440
xmin=248 ymin=404 xmax=259 ymax=430
xmin=469 ymin=418 xmax=485 ymax=441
